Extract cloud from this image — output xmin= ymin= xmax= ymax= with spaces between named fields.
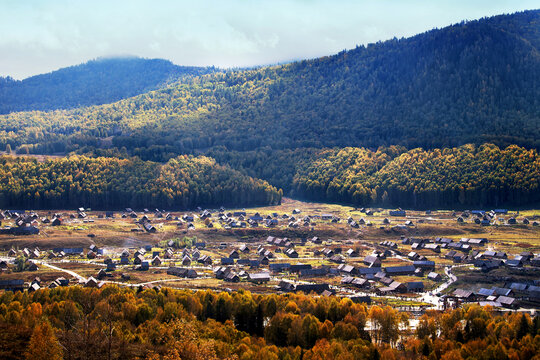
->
xmin=0 ymin=0 xmax=537 ymax=79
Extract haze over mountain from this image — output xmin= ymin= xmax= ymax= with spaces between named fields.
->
xmin=0 ymin=10 xmax=538 ymax=208
xmin=0 ymin=57 xmax=216 ymax=114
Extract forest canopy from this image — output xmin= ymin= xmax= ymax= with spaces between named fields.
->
xmin=0 ymin=10 xmax=538 ymax=157
xmin=0 ymin=155 xmax=281 ymax=209
xmin=0 ymin=57 xmax=216 ymax=114
xmin=0 ymin=286 xmax=538 ymax=360
xmin=0 ymin=144 xmax=537 ymax=210
xmin=291 ymin=144 xmax=540 ymax=208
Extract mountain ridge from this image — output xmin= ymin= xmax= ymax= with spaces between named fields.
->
xmin=0 ymin=10 xmax=538 ymax=207
xmin=0 ymin=57 xmax=217 ymax=114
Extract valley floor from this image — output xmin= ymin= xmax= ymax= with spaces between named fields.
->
xmin=0 ymin=198 xmax=539 ymax=313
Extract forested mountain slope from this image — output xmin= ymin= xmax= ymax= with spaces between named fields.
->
xmin=4 ymin=143 xmax=534 ymax=209
xmin=1 ymin=10 xmax=538 ymax=156
xmin=0 ymin=155 xmax=281 ymax=209
xmin=291 ymin=144 xmax=540 ymax=208
xmin=0 ymin=57 xmax=216 ymax=114
xmin=0 ymin=11 xmax=538 ymax=208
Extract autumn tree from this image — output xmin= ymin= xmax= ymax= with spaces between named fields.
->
xmin=25 ymin=320 xmax=63 ymax=360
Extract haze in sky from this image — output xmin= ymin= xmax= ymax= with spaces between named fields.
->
xmin=0 ymin=0 xmax=537 ymax=79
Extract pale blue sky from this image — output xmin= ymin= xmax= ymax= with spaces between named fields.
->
xmin=0 ymin=0 xmax=537 ymax=79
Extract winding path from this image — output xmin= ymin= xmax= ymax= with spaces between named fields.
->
xmin=31 ymin=259 xmax=87 ymax=282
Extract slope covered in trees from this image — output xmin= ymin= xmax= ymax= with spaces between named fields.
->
xmin=7 ymin=143 xmax=531 ymax=210
xmin=0 ymin=286 xmax=538 ymax=360
xmin=0 ymin=10 xmax=538 ymax=157
xmin=0 ymin=155 xmax=281 ymax=209
xmin=0 ymin=57 xmax=216 ymax=114
xmin=0 ymin=11 xmax=538 ymax=208
xmin=291 ymin=144 xmax=540 ymax=208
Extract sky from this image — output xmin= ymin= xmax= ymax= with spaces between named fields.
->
xmin=0 ymin=0 xmax=537 ymax=79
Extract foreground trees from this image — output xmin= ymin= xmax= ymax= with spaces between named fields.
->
xmin=0 ymin=286 xmax=538 ymax=360
xmin=25 ymin=321 xmax=63 ymax=360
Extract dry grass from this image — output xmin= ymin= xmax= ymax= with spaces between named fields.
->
xmin=0 ymin=198 xmax=538 ymax=295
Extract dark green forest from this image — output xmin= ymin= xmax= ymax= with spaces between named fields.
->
xmin=0 ymin=57 xmax=216 ymax=114
xmin=0 ymin=155 xmax=281 ymax=209
xmin=1 ymin=143 xmax=537 ymax=209
xmin=291 ymin=144 xmax=540 ymax=208
xmin=1 ymin=10 xmax=538 ymax=156
xmin=0 ymin=11 xmax=538 ymax=208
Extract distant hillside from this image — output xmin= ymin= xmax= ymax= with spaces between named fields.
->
xmin=0 ymin=10 xmax=539 ymax=208
xmin=0 ymin=57 xmax=216 ymax=114
xmin=1 ymin=10 xmax=538 ymax=156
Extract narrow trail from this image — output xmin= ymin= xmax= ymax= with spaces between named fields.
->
xmin=31 ymin=259 xmax=87 ymax=282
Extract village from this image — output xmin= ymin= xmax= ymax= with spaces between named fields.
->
xmin=0 ymin=198 xmax=538 ymax=314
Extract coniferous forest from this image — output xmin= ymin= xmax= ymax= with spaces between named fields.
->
xmin=0 ymin=57 xmax=216 ymax=114
xmin=0 ymin=10 xmax=538 ymax=208
xmin=0 ymin=155 xmax=281 ymax=209
xmin=291 ymin=144 xmax=540 ymax=208
xmin=0 ymin=143 xmax=535 ymax=209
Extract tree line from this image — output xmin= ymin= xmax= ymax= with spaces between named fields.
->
xmin=0 ymin=286 xmax=538 ymax=359
xmin=0 ymin=143 xmax=536 ymax=209
xmin=0 ymin=155 xmax=281 ymax=210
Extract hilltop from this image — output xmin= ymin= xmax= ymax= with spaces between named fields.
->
xmin=0 ymin=57 xmax=216 ymax=114
xmin=1 ymin=10 xmax=539 ymax=155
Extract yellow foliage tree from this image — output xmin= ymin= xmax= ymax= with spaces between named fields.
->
xmin=25 ymin=320 xmax=63 ymax=360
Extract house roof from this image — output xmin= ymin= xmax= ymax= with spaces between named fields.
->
xmin=509 ymin=283 xmax=528 ymax=291
xmin=453 ymin=289 xmax=474 ymax=298
xmin=385 ymin=265 xmax=416 ymax=274
xmin=496 ymin=295 xmax=516 ymax=305
xmin=364 ymin=255 xmax=380 ymax=263
xmin=300 ymin=267 xmax=329 ymax=276
xmin=340 ymin=264 xmax=355 ymax=273
xmin=295 ymin=283 xmax=330 ymax=294
xmin=221 ymin=257 xmax=234 ymax=264
xmin=413 ymin=260 xmax=435 ymax=267
xmin=407 ymin=281 xmax=424 ymax=290
xmin=506 ymin=259 xmax=522 ymax=267
xmin=477 ymin=288 xmax=495 ymax=297
xmin=278 ymin=281 xmax=295 ymax=291
xmin=357 ymin=267 xmax=381 ymax=275
xmin=249 ymin=272 xmax=270 ymax=280
xmin=493 ymin=287 xmax=512 ymax=296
